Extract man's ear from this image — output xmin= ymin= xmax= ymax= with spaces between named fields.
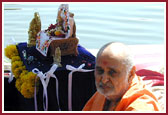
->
xmin=128 ymin=66 xmax=136 ymax=83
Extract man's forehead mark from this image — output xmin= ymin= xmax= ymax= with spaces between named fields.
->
xmin=102 ymin=61 xmax=108 ymax=65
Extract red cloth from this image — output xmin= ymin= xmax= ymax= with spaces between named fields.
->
xmin=136 ymin=69 xmax=164 ymax=87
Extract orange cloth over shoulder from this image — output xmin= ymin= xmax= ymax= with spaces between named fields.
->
xmin=82 ymin=75 xmax=160 ymax=111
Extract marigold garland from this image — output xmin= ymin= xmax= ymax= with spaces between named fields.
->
xmin=5 ymin=45 xmax=19 ymax=59
xmin=5 ymin=44 xmax=39 ymax=98
xmin=15 ymin=78 xmax=22 ymax=92
xmin=11 ymin=56 xmax=21 ymax=63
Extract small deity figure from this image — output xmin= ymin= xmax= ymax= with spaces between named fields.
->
xmin=53 ymin=47 xmax=62 ymax=67
xmin=28 ymin=12 xmax=41 ymax=47
xmin=56 ymin=4 xmax=72 ymax=38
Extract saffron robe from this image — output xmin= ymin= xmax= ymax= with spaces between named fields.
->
xmin=83 ymin=75 xmax=160 ymax=111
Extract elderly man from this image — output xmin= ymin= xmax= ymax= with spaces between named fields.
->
xmin=83 ymin=42 xmax=160 ymax=111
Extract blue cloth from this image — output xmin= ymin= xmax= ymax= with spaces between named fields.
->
xmin=17 ymin=42 xmax=95 ymax=72
xmin=3 ymin=42 xmax=97 ymax=111
xmin=15 ymin=42 xmax=97 ymax=111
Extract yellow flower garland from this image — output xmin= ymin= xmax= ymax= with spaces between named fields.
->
xmin=5 ymin=45 xmax=19 ymax=59
xmin=5 ymin=44 xmax=39 ymax=98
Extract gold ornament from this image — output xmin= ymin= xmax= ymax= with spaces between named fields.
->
xmin=28 ymin=12 xmax=41 ymax=47
xmin=53 ymin=47 xmax=62 ymax=67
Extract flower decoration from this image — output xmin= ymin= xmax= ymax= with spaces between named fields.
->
xmin=45 ymin=24 xmax=66 ymax=38
xmin=5 ymin=45 xmax=19 ymax=59
xmin=5 ymin=44 xmax=39 ymax=98
xmin=44 ymin=4 xmax=70 ymax=38
xmin=11 ymin=56 xmax=21 ymax=63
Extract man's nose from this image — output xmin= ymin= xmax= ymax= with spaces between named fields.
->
xmin=101 ymin=73 xmax=109 ymax=84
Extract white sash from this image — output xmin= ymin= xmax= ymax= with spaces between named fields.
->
xmin=32 ymin=64 xmax=61 ymax=111
xmin=66 ymin=64 xmax=94 ymax=111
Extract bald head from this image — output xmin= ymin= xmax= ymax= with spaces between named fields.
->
xmin=95 ymin=42 xmax=135 ymax=100
xmin=97 ymin=42 xmax=134 ymax=74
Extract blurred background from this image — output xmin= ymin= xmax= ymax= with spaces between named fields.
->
xmin=3 ymin=2 xmax=165 ymax=62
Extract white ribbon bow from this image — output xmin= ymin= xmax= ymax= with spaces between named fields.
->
xmin=66 ymin=64 xmax=94 ymax=111
xmin=32 ymin=64 xmax=61 ymax=111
